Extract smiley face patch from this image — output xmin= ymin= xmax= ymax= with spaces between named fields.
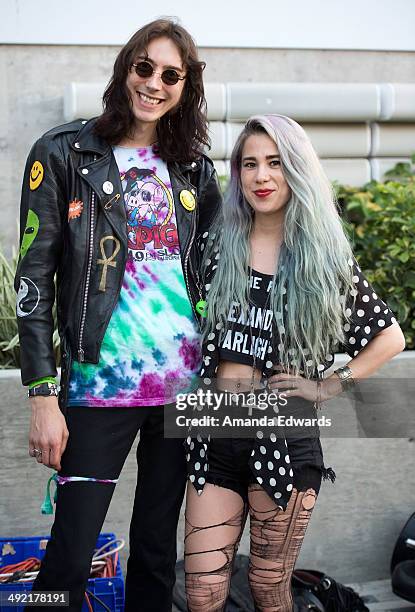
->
xmin=29 ymin=161 xmax=44 ymax=190
xmin=179 ymin=189 xmax=196 ymax=211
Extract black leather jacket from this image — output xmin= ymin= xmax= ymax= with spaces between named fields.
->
xmin=15 ymin=118 xmax=222 ymax=407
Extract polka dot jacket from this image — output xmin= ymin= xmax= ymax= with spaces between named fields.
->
xmin=185 ymin=232 xmax=397 ymax=510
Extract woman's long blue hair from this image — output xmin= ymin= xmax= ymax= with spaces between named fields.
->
xmin=202 ymin=114 xmax=355 ymax=375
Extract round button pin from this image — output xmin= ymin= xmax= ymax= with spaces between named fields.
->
xmin=103 ymin=181 xmax=114 ymax=195
xmin=180 ymin=189 xmax=196 ymax=211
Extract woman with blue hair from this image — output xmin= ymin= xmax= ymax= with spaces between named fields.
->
xmin=184 ymin=114 xmax=405 ymax=611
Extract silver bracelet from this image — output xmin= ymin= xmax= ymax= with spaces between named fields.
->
xmin=334 ymin=365 xmax=355 ymax=392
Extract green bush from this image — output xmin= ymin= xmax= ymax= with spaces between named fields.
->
xmin=0 ymin=252 xmax=60 ymax=369
xmin=1 ymin=160 xmax=414 ymax=368
xmin=0 ymin=252 xmax=20 ymax=368
xmin=336 ymin=156 xmax=415 ymax=349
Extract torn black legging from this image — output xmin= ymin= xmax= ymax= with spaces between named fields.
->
xmin=28 ymin=405 xmax=186 ymax=612
xmin=185 ymin=485 xmax=318 ymax=612
xmin=184 ymin=437 xmax=322 ymax=612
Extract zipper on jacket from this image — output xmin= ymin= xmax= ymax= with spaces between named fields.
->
xmin=189 ymin=257 xmax=203 ymax=305
xmin=78 ymin=187 xmax=96 ymax=362
xmin=183 ymin=209 xmax=201 ymax=326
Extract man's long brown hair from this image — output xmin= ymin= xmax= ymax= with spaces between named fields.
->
xmin=94 ymin=18 xmax=210 ymax=163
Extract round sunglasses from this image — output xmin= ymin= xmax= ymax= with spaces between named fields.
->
xmin=131 ymin=61 xmax=186 ymax=86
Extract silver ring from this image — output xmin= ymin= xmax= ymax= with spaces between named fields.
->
xmin=33 ymin=448 xmax=42 ymax=455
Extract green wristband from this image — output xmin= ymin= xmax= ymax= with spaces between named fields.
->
xmin=28 ymin=376 xmax=57 ymax=390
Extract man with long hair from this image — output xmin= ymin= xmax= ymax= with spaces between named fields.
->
xmin=15 ymin=19 xmax=221 ymax=611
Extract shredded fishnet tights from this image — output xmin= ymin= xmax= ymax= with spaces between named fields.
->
xmin=185 ymin=483 xmax=317 ymax=612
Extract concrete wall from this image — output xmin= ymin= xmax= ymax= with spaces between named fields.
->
xmin=1 ymin=45 xmax=415 ymax=256
xmin=1 ymin=352 xmax=414 ymax=583
xmin=4 ymin=0 xmax=415 ymax=50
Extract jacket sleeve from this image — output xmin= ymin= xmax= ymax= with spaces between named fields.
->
xmin=340 ymin=260 xmax=397 ymax=358
xmin=14 ymin=135 xmax=66 ymax=385
xmin=191 ymin=159 xmax=222 ymax=295
xmin=197 ymin=159 xmax=223 ymax=236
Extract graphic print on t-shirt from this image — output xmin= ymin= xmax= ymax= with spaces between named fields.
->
xmin=220 ymin=270 xmax=274 ymax=368
xmin=67 ymin=145 xmax=200 ymax=408
xmin=123 ymin=165 xmax=178 ymax=259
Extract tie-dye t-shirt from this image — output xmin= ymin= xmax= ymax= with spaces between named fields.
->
xmin=67 ymin=145 xmax=201 ymax=407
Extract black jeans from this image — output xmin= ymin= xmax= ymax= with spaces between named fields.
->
xmin=29 ymin=405 xmax=186 ymax=612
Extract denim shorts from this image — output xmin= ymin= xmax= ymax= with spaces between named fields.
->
xmin=205 ymin=436 xmax=324 ymax=503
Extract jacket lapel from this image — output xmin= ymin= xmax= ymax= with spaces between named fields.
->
xmin=77 ymin=152 xmax=127 ymax=248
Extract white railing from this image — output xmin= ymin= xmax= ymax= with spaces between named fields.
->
xmin=64 ymin=82 xmax=415 ymax=185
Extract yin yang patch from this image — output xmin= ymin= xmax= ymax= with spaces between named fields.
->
xmin=16 ymin=277 xmax=40 ymax=317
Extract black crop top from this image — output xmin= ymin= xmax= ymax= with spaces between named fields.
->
xmin=218 ymin=264 xmax=397 ymax=371
xmin=219 ymin=269 xmax=273 ymax=370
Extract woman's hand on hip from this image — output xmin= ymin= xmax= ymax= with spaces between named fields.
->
xmin=268 ymin=372 xmax=319 ymax=402
xmin=268 ymin=370 xmax=343 ymax=403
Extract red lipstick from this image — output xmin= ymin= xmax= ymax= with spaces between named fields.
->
xmin=253 ymin=189 xmax=274 ymax=198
